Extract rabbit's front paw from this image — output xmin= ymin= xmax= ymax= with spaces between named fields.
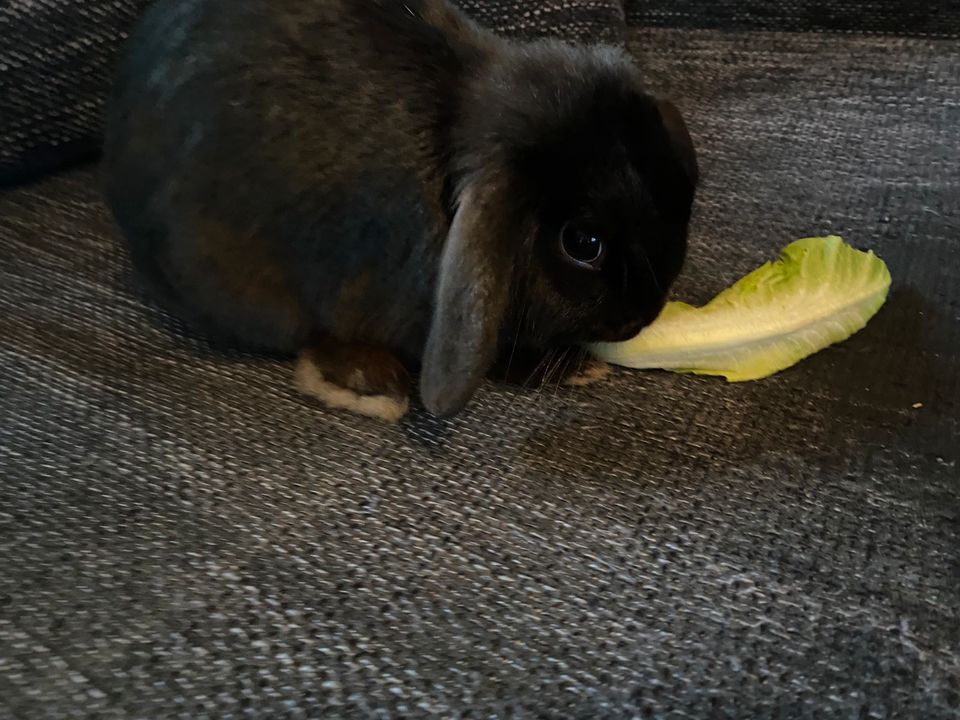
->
xmin=295 ymin=340 xmax=410 ymax=423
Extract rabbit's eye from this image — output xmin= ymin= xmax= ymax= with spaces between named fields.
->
xmin=560 ymin=222 xmax=605 ymax=270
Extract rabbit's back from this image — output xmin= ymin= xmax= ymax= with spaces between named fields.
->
xmin=104 ymin=0 xmax=482 ymax=357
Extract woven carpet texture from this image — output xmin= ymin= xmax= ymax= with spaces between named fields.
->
xmin=624 ymin=0 xmax=960 ymax=37
xmin=1 ymin=0 xmax=959 ymax=718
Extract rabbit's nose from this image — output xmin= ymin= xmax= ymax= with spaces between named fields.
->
xmin=605 ymin=318 xmax=648 ymax=342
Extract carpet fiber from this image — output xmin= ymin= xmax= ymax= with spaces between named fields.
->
xmin=1 ymin=10 xmax=959 ymax=720
xmin=624 ymin=0 xmax=960 ymax=37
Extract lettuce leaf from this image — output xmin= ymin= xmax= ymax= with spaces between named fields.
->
xmin=590 ymin=236 xmax=891 ymax=382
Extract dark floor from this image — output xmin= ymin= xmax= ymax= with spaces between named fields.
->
xmin=1 ymin=26 xmax=958 ymax=720
xmin=624 ymin=0 xmax=960 ymax=36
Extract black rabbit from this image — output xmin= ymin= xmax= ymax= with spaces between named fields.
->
xmin=103 ymin=0 xmax=698 ymax=421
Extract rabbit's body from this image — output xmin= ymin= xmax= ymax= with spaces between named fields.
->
xmin=105 ymin=0 xmax=477 ymax=361
xmin=104 ymin=0 xmax=698 ymax=419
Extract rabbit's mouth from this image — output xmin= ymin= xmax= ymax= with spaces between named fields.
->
xmin=600 ymin=320 xmax=650 ymax=343
xmin=598 ymin=299 xmax=668 ymax=342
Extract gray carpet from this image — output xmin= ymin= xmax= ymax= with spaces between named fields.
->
xmin=2 ymin=23 xmax=959 ymax=720
xmin=623 ymin=0 xmax=960 ymax=37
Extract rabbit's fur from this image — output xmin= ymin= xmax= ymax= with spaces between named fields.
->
xmin=103 ymin=0 xmax=698 ymax=420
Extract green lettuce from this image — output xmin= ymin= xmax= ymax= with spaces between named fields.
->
xmin=590 ymin=236 xmax=891 ymax=382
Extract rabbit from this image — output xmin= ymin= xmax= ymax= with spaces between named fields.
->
xmin=103 ymin=0 xmax=698 ymax=421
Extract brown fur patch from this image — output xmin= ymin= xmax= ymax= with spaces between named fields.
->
xmin=194 ymin=218 xmax=299 ymax=313
xmin=563 ymin=359 xmax=611 ymax=387
xmin=332 ymin=271 xmax=373 ymax=337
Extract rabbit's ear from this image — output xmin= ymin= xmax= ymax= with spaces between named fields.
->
xmin=420 ymin=176 xmax=518 ymax=417
xmin=656 ymin=100 xmax=699 ymax=186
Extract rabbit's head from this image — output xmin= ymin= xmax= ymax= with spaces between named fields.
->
xmin=422 ymin=43 xmax=699 ymax=416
